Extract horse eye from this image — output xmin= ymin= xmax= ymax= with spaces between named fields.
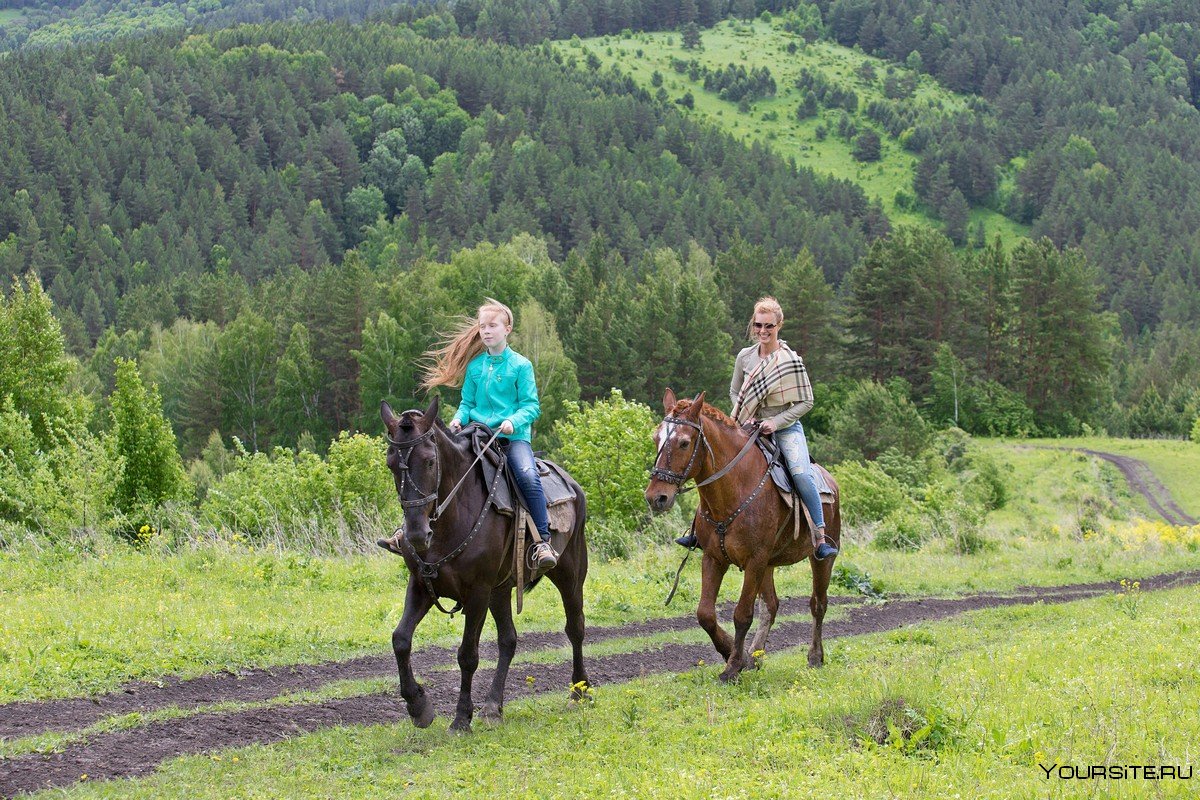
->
xmin=680 ymin=440 xmax=690 ymax=449
xmin=425 ymin=458 xmax=435 ymax=467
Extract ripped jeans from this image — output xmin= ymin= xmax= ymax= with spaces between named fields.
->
xmin=503 ymin=439 xmax=550 ymax=541
xmin=773 ymin=421 xmax=825 ymax=531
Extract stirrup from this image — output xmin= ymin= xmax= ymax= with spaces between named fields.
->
xmin=814 ymin=540 xmax=839 ymax=561
xmin=376 ymin=533 xmax=405 ymax=557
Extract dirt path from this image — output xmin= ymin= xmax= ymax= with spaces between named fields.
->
xmin=3 ymin=569 xmax=1198 ymax=798
xmin=1072 ymin=448 xmax=1197 ymax=527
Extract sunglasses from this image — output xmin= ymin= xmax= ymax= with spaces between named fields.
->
xmin=752 ymin=322 xmax=777 ymax=330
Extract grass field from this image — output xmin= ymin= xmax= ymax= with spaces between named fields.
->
xmin=26 ymin=582 xmax=1200 ymax=799
xmin=3 ymin=441 xmax=1197 ymax=704
xmin=564 ymin=20 xmax=1029 ymax=246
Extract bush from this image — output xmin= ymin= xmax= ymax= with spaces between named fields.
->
xmin=830 ymin=460 xmax=917 ymax=526
xmin=556 ymin=389 xmax=657 ymax=527
xmin=1191 ymin=416 xmax=1200 ymax=444
xmin=874 ymin=507 xmax=928 ymax=550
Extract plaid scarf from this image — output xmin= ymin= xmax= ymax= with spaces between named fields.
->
xmin=733 ymin=345 xmax=808 ymax=424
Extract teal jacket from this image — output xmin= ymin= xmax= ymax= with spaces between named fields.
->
xmin=452 ymin=347 xmax=541 ymax=442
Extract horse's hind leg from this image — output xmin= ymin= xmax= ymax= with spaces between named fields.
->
xmin=697 ymin=553 xmax=733 ymax=663
xmin=745 ymin=568 xmax=779 ymax=667
xmin=808 ymin=548 xmax=835 ymax=667
xmin=479 ymin=587 xmax=517 ymax=721
xmin=393 ymin=579 xmax=435 ymax=728
xmin=449 ymin=592 xmax=490 ymax=733
xmin=548 ymin=541 xmax=589 ymax=695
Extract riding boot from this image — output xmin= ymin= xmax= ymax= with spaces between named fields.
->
xmin=675 ymin=528 xmax=699 ymax=548
xmin=376 ymin=530 xmax=405 ymax=557
xmin=813 ymin=527 xmax=839 ymax=561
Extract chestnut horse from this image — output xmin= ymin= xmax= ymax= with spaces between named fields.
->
xmin=644 ymin=389 xmax=841 ymax=682
xmin=381 ymin=397 xmax=589 ymax=732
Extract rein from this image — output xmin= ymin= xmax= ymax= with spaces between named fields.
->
xmin=387 ymin=424 xmax=505 ymax=616
xmin=651 ymin=413 xmax=773 ymax=566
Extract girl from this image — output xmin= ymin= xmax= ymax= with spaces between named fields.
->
xmin=384 ymin=299 xmax=557 ymax=569
xmin=677 ymin=297 xmax=837 ymax=560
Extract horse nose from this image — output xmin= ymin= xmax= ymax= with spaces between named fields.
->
xmin=646 ymin=492 xmax=670 ymax=514
xmin=408 ymin=528 xmax=432 ymax=552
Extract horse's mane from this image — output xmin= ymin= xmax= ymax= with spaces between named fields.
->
xmin=670 ymin=400 xmax=740 ymax=430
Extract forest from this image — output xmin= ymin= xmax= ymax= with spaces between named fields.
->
xmin=1 ymin=4 xmax=1198 ymax=545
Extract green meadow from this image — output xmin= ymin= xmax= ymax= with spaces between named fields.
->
xmin=27 ymin=583 xmax=1200 ymax=799
xmin=565 ymin=19 xmax=1028 ymax=245
xmin=2 ymin=441 xmax=1197 ymax=704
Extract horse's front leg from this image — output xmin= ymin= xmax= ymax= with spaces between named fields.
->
xmin=479 ymin=587 xmax=517 ymax=722
xmin=720 ymin=559 xmax=767 ymax=683
xmin=393 ymin=578 xmax=435 ymax=728
xmin=697 ymin=553 xmax=732 ymax=662
xmin=449 ymin=591 xmax=491 ymax=733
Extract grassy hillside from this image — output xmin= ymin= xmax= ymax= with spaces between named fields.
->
xmin=566 ymin=19 xmax=1029 ymax=245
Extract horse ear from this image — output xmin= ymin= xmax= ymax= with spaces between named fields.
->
xmin=690 ymin=391 xmax=706 ymax=414
xmin=662 ymin=387 xmax=677 ymax=413
xmin=380 ymin=400 xmax=399 ymax=429
xmin=421 ymin=394 xmax=441 ymax=427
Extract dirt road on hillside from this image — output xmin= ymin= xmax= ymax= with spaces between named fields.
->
xmin=3 ymin=569 xmax=1199 ymax=798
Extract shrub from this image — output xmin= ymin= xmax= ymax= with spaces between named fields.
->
xmin=1191 ymin=416 xmax=1200 ymax=444
xmin=831 ymin=460 xmax=916 ymax=526
xmin=557 ymin=389 xmax=656 ymax=527
xmin=110 ymin=359 xmax=191 ymax=529
xmin=874 ymin=507 xmax=928 ymax=550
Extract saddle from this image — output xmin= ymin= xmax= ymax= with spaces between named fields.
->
xmin=460 ymin=424 xmax=579 ymax=600
xmin=461 ymin=423 xmax=577 ymax=527
xmin=755 ymin=433 xmax=836 ymax=502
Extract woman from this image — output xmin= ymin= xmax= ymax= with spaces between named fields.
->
xmin=677 ymin=297 xmax=837 ymax=560
xmin=379 ymin=299 xmax=558 ymax=569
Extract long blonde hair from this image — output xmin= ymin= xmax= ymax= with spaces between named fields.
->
xmin=421 ymin=299 xmax=514 ymax=389
xmin=745 ymin=296 xmax=784 ymax=340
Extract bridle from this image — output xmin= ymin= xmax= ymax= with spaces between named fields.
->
xmin=385 ymin=419 xmax=504 ymax=616
xmin=649 ymin=415 xmax=713 ymax=490
xmin=650 ymin=412 xmax=769 ymax=564
xmin=386 ymin=423 xmax=502 ymax=524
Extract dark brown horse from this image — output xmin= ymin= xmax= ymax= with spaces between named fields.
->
xmin=381 ymin=397 xmax=589 ymax=732
xmin=644 ymin=389 xmax=841 ymax=682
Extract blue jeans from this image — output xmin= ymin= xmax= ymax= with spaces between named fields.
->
xmin=774 ymin=422 xmax=825 ymax=530
xmin=504 ymin=439 xmax=550 ymax=541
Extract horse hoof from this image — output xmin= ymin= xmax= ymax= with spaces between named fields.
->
xmin=478 ymin=703 xmax=503 ymax=722
xmin=411 ymin=702 xmax=436 ymax=729
xmin=807 ymin=652 xmax=824 ymax=668
xmin=449 ymin=719 xmax=473 ymax=734
xmin=718 ymin=668 xmax=740 ymax=683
